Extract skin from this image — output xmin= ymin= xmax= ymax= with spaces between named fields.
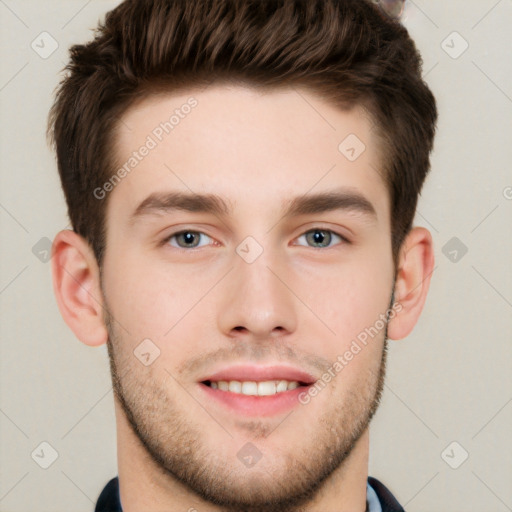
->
xmin=52 ymin=84 xmax=434 ymax=512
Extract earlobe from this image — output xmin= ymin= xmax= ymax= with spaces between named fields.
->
xmin=51 ymin=229 xmax=108 ymax=347
xmin=387 ymin=227 xmax=435 ymax=340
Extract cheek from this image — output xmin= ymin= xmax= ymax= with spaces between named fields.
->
xmin=294 ymin=253 xmax=393 ymax=347
xmin=339 ymin=272 xmax=390 ymax=335
xmin=102 ymin=252 xmax=182 ymax=336
xmin=310 ymin=266 xmax=390 ymax=396
xmin=102 ymin=250 xmax=214 ymax=362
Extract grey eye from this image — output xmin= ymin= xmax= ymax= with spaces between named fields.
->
xmin=168 ymin=231 xmax=212 ymax=249
xmin=296 ymin=229 xmax=345 ymax=249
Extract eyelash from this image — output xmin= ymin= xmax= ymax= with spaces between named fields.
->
xmin=161 ymin=228 xmax=350 ymax=251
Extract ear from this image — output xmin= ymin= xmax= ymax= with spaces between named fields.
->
xmin=387 ymin=227 xmax=434 ymax=340
xmin=51 ymin=229 xmax=108 ymax=347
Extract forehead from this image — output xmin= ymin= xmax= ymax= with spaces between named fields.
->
xmin=107 ymin=84 xmax=389 ymax=225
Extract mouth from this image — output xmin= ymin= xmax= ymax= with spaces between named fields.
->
xmin=197 ymin=365 xmax=316 ymax=417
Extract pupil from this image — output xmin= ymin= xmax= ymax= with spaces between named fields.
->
xmin=182 ymin=232 xmax=197 ymax=246
xmin=310 ymin=229 xmax=329 ymax=247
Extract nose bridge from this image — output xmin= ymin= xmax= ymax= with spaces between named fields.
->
xmin=217 ymin=238 xmax=298 ymax=339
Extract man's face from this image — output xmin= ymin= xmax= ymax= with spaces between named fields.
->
xmin=101 ymin=85 xmax=395 ymax=510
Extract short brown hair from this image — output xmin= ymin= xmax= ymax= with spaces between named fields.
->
xmin=48 ymin=0 xmax=437 ymax=268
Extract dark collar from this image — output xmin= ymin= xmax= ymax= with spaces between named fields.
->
xmin=95 ymin=475 xmax=405 ymax=512
xmin=94 ymin=477 xmax=121 ymax=512
xmin=368 ymin=476 xmax=405 ymax=512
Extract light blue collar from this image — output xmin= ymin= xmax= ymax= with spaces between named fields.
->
xmin=367 ymin=480 xmax=382 ymax=512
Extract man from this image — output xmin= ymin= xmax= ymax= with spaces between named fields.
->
xmin=48 ymin=0 xmax=437 ymax=510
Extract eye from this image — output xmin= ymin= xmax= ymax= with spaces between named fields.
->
xmin=164 ymin=230 xmax=214 ymax=249
xmin=294 ymin=228 xmax=348 ymax=249
xmin=162 ymin=227 xmax=349 ymax=251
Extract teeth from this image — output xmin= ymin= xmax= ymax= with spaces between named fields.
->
xmin=229 ymin=381 xmax=242 ymax=393
xmin=241 ymin=381 xmax=258 ymax=395
xmin=209 ymin=380 xmax=301 ymax=396
xmin=257 ymin=381 xmax=276 ymax=396
xmin=276 ymin=380 xmax=288 ymax=392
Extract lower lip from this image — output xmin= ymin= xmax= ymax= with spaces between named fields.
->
xmin=198 ymin=383 xmax=311 ymax=417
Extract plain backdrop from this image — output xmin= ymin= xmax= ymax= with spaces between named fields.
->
xmin=1 ymin=1 xmax=511 ymax=511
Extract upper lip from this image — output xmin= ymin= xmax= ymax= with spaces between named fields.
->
xmin=200 ymin=364 xmax=317 ymax=385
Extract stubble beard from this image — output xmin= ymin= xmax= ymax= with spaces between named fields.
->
xmin=104 ymin=310 xmax=388 ymax=512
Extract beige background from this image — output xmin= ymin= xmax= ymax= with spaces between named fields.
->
xmin=1 ymin=1 xmax=511 ymax=511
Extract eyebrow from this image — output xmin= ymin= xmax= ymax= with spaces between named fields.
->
xmin=129 ymin=188 xmax=377 ymax=224
xmin=283 ymin=189 xmax=377 ymax=220
xmin=130 ymin=191 xmax=232 ymax=223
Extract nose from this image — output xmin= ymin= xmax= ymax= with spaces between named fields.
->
xmin=216 ymin=247 xmax=298 ymax=341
